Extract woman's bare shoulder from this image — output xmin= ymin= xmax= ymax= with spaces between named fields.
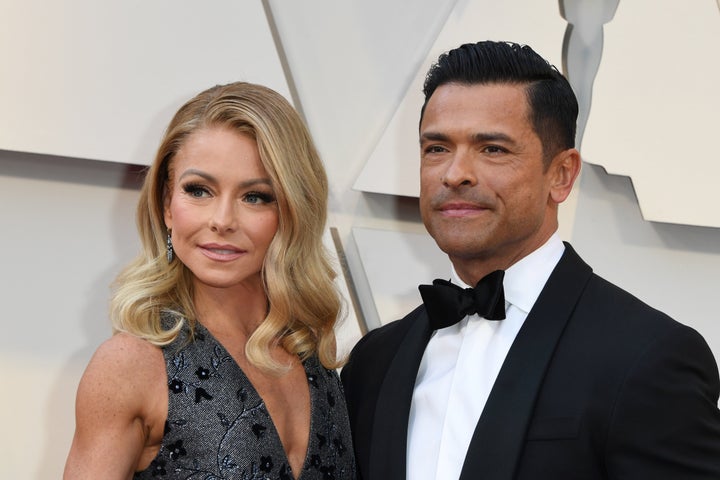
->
xmin=84 ymin=333 xmax=165 ymax=390
xmin=77 ymin=332 xmax=167 ymax=427
xmin=65 ymin=333 xmax=168 ymax=478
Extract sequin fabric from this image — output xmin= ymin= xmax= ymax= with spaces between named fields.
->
xmin=133 ymin=319 xmax=355 ymax=480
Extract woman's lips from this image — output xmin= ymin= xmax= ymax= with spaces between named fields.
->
xmin=199 ymin=243 xmax=245 ymax=261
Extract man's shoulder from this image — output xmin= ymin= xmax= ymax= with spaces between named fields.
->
xmin=584 ymin=272 xmax=675 ymax=324
xmin=558 ymin=243 xmax=677 ymax=325
xmin=352 ymin=304 xmax=426 ymax=356
xmin=550 ymin=243 xmax=696 ymax=347
xmin=341 ymin=304 xmax=426 ymax=388
xmin=560 ymin=262 xmax=709 ymax=361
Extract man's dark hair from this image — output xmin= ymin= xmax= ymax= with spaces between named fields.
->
xmin=421 ymin=41 xmax=578 ymax=164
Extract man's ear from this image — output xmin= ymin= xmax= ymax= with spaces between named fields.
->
xmin=549 ymin=148 xmax=581 ymax=204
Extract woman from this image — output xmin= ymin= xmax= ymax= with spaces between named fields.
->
xmin=64 ymin=82 xmax=355 ymax=479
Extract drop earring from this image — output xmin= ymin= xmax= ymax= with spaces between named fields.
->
xmin=166 ymin=230 xmax=174 ymax=263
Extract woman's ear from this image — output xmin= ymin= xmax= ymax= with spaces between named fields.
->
xmin=549 ymin=148 xmax=581 ymax=204
xmin=163 ymin=185 xmax=172 ymax=230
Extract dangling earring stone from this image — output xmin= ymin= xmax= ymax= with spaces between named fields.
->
xmin=166 ymin=230 xmax=174 ymax=263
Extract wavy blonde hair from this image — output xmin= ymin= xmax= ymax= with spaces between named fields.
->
xmin=111 ymin=82 xmax=342 ymax=373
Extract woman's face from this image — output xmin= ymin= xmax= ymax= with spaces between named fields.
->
xmin=164 ymin=126 xmax=279 ymax=293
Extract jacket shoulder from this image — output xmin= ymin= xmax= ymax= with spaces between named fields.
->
xmin=344 ymin=305 xmax=424 ymax=372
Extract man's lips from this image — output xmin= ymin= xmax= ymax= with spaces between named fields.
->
xmin=437 ymin=202 xmax=489 ymax=217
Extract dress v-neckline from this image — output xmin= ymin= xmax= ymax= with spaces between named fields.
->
xmin=195 ymin=321 xmax=315 ymax=480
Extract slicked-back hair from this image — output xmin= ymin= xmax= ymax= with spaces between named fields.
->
xmin=421 ymin=41 xmax=578 ymax=166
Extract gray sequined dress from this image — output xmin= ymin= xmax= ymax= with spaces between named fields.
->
xmin=133 ymin=319 xmax=356 ymax=480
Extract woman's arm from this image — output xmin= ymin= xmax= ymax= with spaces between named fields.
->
xmin=64 ymin=333 xmax=167 ymax=479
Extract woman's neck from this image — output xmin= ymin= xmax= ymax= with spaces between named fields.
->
xmin=192 ymin=280 xmax=268 ymax=339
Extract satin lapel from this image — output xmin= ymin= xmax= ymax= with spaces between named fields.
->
xmin=368 ymin=309 xmax=433 ymax=480
xmin=459 ymin=244 xmax=593 ymax=480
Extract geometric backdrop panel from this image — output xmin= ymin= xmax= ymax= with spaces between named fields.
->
xmin=581 ymin=0 xmax=720 ymax=227
xmin=0 ymin=1 xmax=290 ymax=166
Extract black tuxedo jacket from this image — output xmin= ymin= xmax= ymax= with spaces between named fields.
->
xmin=341 ymin=244 xmax=720 ymax=479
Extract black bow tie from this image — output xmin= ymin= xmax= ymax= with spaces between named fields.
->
xmin=419 ymin=270 xmax=506 ymax=330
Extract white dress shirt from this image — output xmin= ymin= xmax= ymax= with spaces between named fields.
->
xmin=406 ymin=234 xmax=565 ymax=480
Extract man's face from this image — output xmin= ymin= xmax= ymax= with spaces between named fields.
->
xmin=419 ymin=82 xmax=560 ymax=281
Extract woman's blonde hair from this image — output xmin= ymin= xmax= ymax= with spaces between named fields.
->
xmin=111 ymin=82 xmax=342 ymax=373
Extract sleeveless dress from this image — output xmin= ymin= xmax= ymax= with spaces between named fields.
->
xmin=134 ymin=319 xmax=356 ymax=480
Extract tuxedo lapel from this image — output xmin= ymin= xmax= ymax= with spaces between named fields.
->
xmin=459 ymin=244 xmax=593 ymax=480
xmin=369 ymin=310 xmax=433 ymax=480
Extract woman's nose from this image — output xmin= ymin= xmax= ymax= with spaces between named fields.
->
xmin=209 ymin=198 xmax=238 ymax=232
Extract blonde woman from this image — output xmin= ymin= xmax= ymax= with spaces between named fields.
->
xmin=64 ymin=82 xmax=355 ymax=480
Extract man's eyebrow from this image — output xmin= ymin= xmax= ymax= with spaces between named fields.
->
xmin=420 ymin=131 xmax=517 ymax=146
xmin=419 ymin=131 xmax=450 ymax=143
xmin=471 ymin=132 xmax=516 ymax=145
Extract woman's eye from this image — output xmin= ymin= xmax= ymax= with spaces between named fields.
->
xmin=244 ymin=191 xmax=275 ymax=204
xmin=182 ymin=184 xmax=210 ymax=198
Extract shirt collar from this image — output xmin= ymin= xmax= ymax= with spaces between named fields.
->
xmin=450 ymin=233 xmax=565 ymax=314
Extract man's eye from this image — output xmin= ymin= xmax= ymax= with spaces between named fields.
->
xmin=484 ymin=145 xmax=507 ymax=154
xmin=424 ymin=145 xmax=447 ymax=154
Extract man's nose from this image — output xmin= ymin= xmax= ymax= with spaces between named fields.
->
xmin=442 ymin=150 xmax=477 ymax=188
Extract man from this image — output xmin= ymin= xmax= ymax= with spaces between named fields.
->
xmin=341 ymin=41 xmax=720 ymax=480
